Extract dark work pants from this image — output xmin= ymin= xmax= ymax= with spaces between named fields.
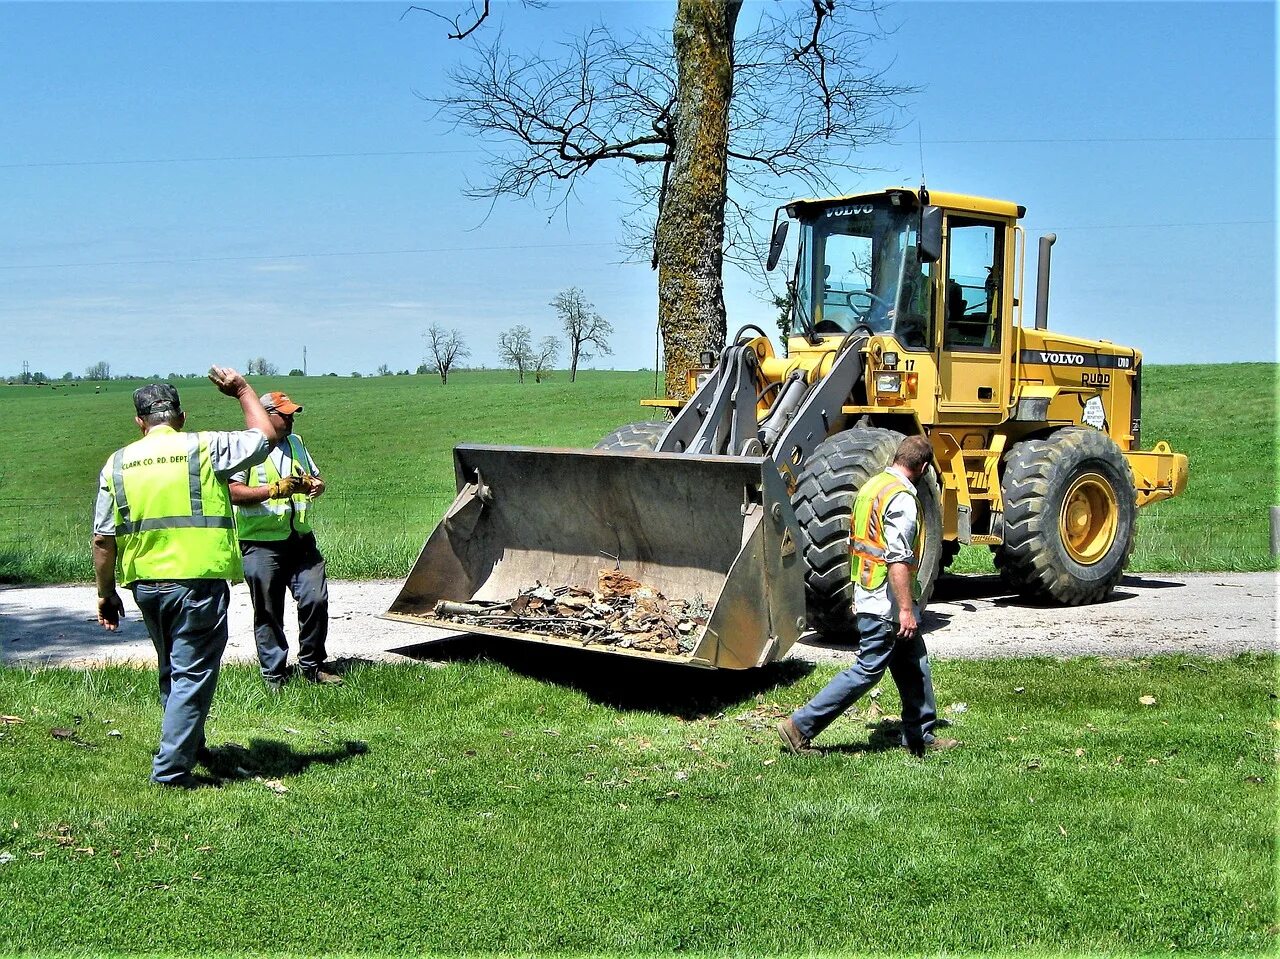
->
xmin=791 ymin=613 xmax=938 ymax=750
xmin=131 ymin=579 xmax=229 ymax=784
xmin=240 ymin=533 xmax=330 ymax=681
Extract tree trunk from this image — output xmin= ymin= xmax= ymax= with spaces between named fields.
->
xmin=569 ymin=343 xmax=579 ymax=382
xmin=655 ymin=0 xmax=741 ymax=400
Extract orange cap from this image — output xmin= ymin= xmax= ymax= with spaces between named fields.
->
xmin=259 ymin=391 xmax=303 ymax=415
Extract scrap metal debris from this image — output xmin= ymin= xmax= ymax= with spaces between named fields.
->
xmin=432 ymin=570 xmax=710 ymax=656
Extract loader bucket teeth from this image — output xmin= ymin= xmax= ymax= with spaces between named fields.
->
xmin=384 ymin=445 xmax=807 ymax=669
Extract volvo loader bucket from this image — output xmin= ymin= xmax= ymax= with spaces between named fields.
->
xmin=384 ymin=445 xmax=807 ymax=669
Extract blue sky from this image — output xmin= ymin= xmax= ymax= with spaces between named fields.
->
xmin=1 ymin=1 xmax=1273 ymax=378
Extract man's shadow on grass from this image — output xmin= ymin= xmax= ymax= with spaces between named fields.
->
xmin=819 ymin=718 xmax=912 ymax=755
xmin=394 ymin=635 xmax=815 ymax=720
xmin=808 ymin=717 xmax=957 ymax=756
xmin=205 ymin=737 xmax=368 ymax=781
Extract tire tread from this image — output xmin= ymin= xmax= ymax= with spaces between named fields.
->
xmin=994 ymin=427 xmax=1137 ymax=605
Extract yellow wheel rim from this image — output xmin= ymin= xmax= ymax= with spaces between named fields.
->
xmin=1059 ymin=472 xmax=1118 ymax=565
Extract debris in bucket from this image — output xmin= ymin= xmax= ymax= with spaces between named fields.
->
xmin=431 ymin=570 xmax=710 ymax=655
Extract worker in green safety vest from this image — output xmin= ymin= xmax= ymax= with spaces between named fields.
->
xmin=93 ymin=367 xmax=280 ymax=788
xmin=229 ymin=390 xmax=339 ymax=690
xmin=779 ymin=434 xmax=959 ymax=757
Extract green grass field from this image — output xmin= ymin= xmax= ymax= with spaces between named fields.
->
xmin=0 ymin=363 xmax=1274 ymax=583
xmin=0 ymin=653 xmax=1274 ymax=955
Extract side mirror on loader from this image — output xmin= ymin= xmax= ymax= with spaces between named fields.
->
xmin=765 ymin=220 xmax=789 ymax=272
xmin=919 ymin=206 xmax=943 ymax=263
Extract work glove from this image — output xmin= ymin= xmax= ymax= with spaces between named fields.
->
xmin=267 ymin=475 xmax=304 ymax=500
xmin=299 ymin=474 xmax=322 ymax=495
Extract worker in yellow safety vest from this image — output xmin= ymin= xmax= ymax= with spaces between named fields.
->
xmin=93 ymin=368 xmax=280 ymax=788
xmin=779 ymin=434 xmax=959 ymax=757
xmin=229 ymin=391 xmax=339 ymax=690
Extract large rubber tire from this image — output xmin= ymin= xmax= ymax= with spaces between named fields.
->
xmin=593 ymin=421 xmax=667 ymax=452
xmin=791 ymin=427 xmax=944 ymax=636
xmin=995 ymin=427 xmax=1137 ymax=605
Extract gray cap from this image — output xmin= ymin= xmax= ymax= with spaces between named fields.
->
xmin=133 ymin=383 xmax=182 ymax=418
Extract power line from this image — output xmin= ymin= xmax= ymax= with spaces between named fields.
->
xmin=909 ymin=136 xmax=1273 ymax=145
xmin=1 ymin=136 xmax=1271 ymax=169
xmin=0 ymin=149 xmax=479 ymax=169
xmin=0 ymin=241 xmax=606 ymax=271
xmin=1035 ymin=220 xmax=1272 ymax=231
xmin=1 ymin=220 xmax=1270 ymax=272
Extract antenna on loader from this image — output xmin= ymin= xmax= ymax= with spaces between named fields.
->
xmin=916 ymin=120 xmax=927 ymax=192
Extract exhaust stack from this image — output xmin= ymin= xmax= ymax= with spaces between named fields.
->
xmin=1034 ymin=233 xmax=1057 ymax=330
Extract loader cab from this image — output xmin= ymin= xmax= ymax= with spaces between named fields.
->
xmin=787 ymin=188 xmax=1023 ymax=423
xmin=790 ymin=195 xmax=938 ymax=351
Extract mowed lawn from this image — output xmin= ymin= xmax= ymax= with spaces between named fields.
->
xmin=0 ymin=653 xmax=1274 ymax=955
xmin=0 ymin=362 xmax=1274 ymax=582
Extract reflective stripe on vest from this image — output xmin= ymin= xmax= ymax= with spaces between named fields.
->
xmin=109 ymin=428 xmax=241 ymax=586
xmin=849 ymin=469 xmax=924 ymax=595
xmin=233 ymin=434 xmax=313 ymax=542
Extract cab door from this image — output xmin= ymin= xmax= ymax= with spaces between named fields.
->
xmin=936 ymin=216 xmax=1011 ymax=421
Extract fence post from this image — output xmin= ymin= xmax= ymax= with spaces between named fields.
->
xmin=1271 ymin=506 xmax=1280 ymax=557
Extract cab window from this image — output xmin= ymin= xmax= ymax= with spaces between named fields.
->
xmin=894 ymin=238 xmax=935 ymax=352
xmin=821 ymin=232 xmax=878 ymax=333
xmin=943 ymin=219 xmax=1003 ymax=352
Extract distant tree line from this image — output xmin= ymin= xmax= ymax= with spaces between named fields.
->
xmin=17 ymin=289 xmax=617 ymax=386
xmin=418 ymin=286 xmax=614 ymax=386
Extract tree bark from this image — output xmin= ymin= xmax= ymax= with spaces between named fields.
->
xmin=655 ymin=0 xmax=741 ymax=400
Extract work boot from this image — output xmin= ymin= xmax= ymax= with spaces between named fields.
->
xmin=264 ymin=675 xmax=288 ymax=693
xmin=776 ymin=717 xmax=819 ymax=756
xmin=301 ymin=665 xmax=343 ymax=686
xmin=908 ymin=736 xmax=960 ymax=757
xmin=153 ymin=772 xmax=220 ymax=790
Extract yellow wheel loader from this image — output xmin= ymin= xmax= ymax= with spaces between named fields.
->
xmin=386 ymin=187 xmax=1187 ymax=668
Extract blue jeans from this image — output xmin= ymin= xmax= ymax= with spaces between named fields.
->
xmin=241 ymin=533 xmax=330 ymax=681
xmin=791 ymin=613 xmax=938 ymax=750
xmin=132 ymin=579 xmax=229 ymax=784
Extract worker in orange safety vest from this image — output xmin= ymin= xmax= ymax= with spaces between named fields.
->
xmin=778 ymin=434 xmax=959 ymax=756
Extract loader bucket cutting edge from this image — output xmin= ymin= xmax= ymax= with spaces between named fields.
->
xmin=383 ymin=445 xmax=807 ymax=669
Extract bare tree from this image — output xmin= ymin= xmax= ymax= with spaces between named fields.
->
xmin=429 ymin=1 xmax=907 ymax=397
xmin=85 ymin=360 xmax=110 ymax=381
xmin=532 ymin=335 xmax=560 ymax=384
xmin=402 ymin=0 xmax=544 ymax=42
xmin=246 ymin=357 xmax=279 ymax=376
xmin=550 ymin=288 xmax=613 ymax=382
xmin=497 ymin=325 xmax=534 ymax=382
xmin=423 ymin=323 xmax=472 ymax=386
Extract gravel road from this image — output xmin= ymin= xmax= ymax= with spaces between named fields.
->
xmin=1 ymin=571 xmax=1273 ymax=669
